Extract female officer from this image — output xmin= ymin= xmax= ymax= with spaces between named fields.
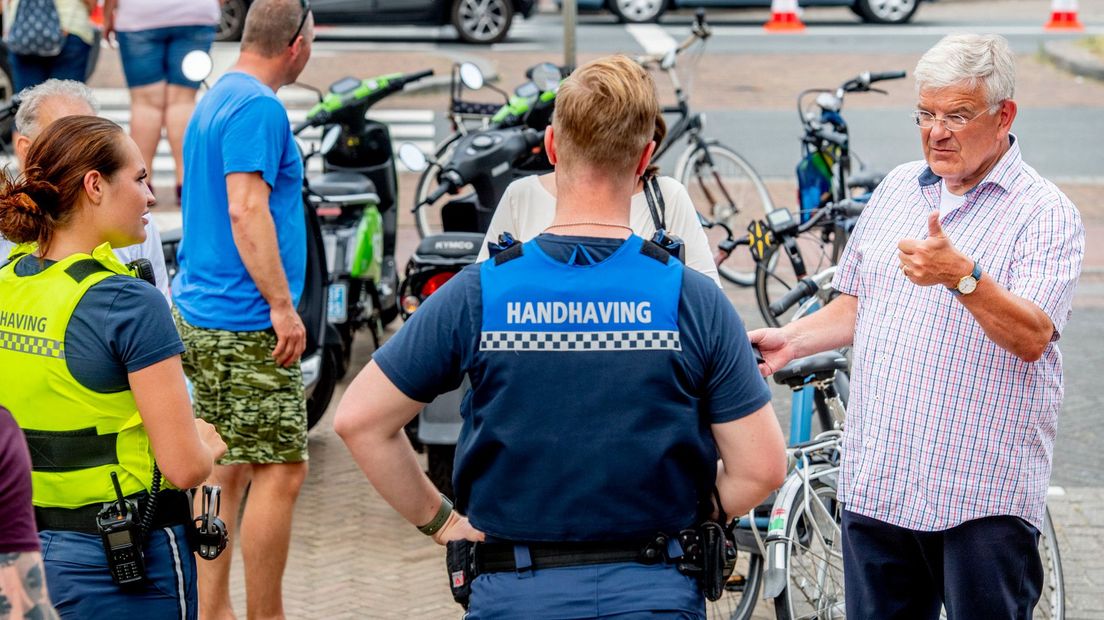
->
xmin=0 ymin=114 xmax=225 ymax=618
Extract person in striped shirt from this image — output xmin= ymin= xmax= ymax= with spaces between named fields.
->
xmin=751 ymin=33 xmax=1084 ymax=619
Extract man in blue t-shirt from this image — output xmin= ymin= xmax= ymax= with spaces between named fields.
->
xmin=171 ymin=1 xmax=313 ymax=618
xmin=335 ymin=56 xmax=787 ymax=618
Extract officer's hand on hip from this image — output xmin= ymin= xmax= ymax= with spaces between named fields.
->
xmin=897 ymin=212 xmax=972 ymax=288
xmin=432 ymin=512 xmax=485 ymax=546
xmin=270 ymin=302 xmax=307 ymax=367
xmin=195 ymin=419 xmax=228 ymax=462
xmin=748 ymin=328 xmax=794 ymax=377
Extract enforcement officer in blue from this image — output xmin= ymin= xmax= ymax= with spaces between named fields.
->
xmin=335 ymin=55 xmax=787 ymax=619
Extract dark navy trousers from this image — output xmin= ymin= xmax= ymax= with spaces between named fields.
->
xmin=841 ymin=509 xmax=1043 ymax=620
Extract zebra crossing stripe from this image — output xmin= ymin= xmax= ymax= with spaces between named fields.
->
xmin=480 ymin=330 xmax=681 ymax=352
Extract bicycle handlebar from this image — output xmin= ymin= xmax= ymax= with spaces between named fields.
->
xmin=634 ymin=17 xmax=708 ymax=68
xmin=868 ymin=70 xmax=907 ymax=83
xmin=769 ymin=277 xmax=820 ymax=317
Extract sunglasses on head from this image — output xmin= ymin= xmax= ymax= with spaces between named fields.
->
xmin=288 ymin=0 xmax=310 ymax=47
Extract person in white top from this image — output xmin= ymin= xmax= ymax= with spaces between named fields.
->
xmin=478 ymin=116 xmax=722 ymax=287
xmin=0 ymin=79 xmax=171 ymax=302
xmin=103 ymin=0 xmax=221 ymax=203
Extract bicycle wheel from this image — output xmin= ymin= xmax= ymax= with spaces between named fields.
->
xmin=675 ymin=141 xmax=773 ymax=287
xmin=414 ymin=132 xmax=465 ymax=238
xmin=707 ymin=550 xmax=763 ymax=620
xmin=754 ymin=227 xmax=847 ymax=328
xmin=1035 ymin=506 xmax=1065 ymax=620
xmin=774 ymin=468 xmax=845 ymax=620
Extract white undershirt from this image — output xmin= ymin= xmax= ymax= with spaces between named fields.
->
xmin=939 ymin=182 xmax=968 ymax=217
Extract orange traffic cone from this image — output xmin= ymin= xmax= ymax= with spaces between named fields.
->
xmin=90 ymin=3 xmax=104 ymax=27
xmin=764 ymin=0 xmax=805 ymax=32
xmin=1045 ymin=0 xmax=1084 ymax=31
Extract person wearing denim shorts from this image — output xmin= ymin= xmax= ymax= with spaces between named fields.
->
xmin=2 ymin=0 xmax=96 ymax=92
xmin=103 ymin=0 xmax=219 ymax=203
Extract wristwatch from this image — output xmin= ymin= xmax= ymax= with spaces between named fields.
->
xmin=951 ymin=261 xmax=982 ymax=296
xmin=417 ymin=494 xmax=454 ymax=536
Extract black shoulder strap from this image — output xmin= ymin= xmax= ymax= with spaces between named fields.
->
xmin=494 ymin=241 xmax=524 ymax=266
xmin=643 ymin=175 xmax=667 ymax=232
xmin=64 ymin=258 xmax=111 ymax=283
xmin=639 ymin=239 xmax=670 ymax=265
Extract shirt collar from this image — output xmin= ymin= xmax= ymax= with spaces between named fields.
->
xmin=917 ymin=134 xmax=1022 ymax=195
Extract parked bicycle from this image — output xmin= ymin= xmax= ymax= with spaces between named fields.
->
xmin=635 ymin=9 xmax=773 ymax=287
xmin=747 ymin=69 xmax=907 ymax=325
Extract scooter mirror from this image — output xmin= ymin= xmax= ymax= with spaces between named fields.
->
xmin=320 ymin=125 xmax=342 ymax=156
xmin=530 ymin=63 xmax=561 ymax=92
xmin=181 ymin=50 xmax=213 ymax=83
xmin=459 ymin=62 xmax=484 ymax=91
xmin=397 ymin=142 xmax=429 ymax=172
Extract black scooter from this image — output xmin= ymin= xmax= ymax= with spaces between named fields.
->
xmin=293 ymin=69 xmax=433 ymax=359
xmin=395 ymin=63 xmax=562 ymax=495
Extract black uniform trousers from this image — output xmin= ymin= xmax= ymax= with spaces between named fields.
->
xmin=841 ymin=509 xmax=1043 ymax=620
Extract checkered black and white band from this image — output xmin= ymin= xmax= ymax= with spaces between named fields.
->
xmin=0 ymin=329 xmax=65 ymax=359
xmin=480 ymin=330 xmax=681 ymax=352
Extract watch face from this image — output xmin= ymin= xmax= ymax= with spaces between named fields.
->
xmin=958 ymin=276 xmax=978 ymax=295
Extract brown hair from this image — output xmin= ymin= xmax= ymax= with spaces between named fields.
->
xmin=643 ymin=112 xmax=667 ymax=178
xmin=242 ymin=0 xmax=306 ymax=58
xmin=553 ymin=55 xmax=659 ymax=174
xmin=0 ymin=115 xmax=129 ymax=254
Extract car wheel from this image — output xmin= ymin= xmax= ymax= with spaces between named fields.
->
xmin=0 ymin=47 xmax=14 ymax=147
xmin=305 ymin=344 xmax=341 ymax=430
xmin=452 ymin=0 xmax=514 ymax=45
xmin=854 ymin=0 xmax=920 ymax=24
xmin=218 ymin=0 xmax=248 ymax=42
xmin=608 ymin=0 xmax=667 ymax=23
xmin=426 ymin=444 xmax=455 ymax=498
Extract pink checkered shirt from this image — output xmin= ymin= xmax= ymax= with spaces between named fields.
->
xmin=832 ymin=136 xmax=1084 ymax=531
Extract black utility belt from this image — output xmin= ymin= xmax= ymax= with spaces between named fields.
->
xmin=447 ymin=525 xmax=737 ymax=607
xmin=475 ymin=540 xmax=657 ymax=574
xmin=35 ymin=489 xmax=192 ymax=535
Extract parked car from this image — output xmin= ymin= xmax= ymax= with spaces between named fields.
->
xmin=574 ymin=0 xmax=922 ymax=24
xmin=218 ymin=0 xmax=536 ymax=44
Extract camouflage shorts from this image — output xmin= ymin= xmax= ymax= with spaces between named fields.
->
xmin=173 ymin=307 xmax=308 ymax=465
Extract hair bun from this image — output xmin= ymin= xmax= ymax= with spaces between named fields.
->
xmin=0 ymin=174 xmax=55 ymax=245
xmin=11 ymin=191 xmax=41 ymax=215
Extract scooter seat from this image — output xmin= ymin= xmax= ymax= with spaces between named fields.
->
xmin=414 ymin=232 xmax=485 ymax=260
xmin=308 ymin=172 xmax=378 ymax=200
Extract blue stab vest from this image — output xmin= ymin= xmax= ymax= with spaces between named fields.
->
xmin=457 ymin=235 xmax=718 ymax=542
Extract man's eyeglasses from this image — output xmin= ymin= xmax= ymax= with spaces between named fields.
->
xmin=288 ymin=0 xmax=310 ymax=47
xmin=911 ymin=106 xmax=997 ymax=132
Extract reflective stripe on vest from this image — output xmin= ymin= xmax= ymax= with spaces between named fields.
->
xmin=0 ymin=244 xmax=156 ymax=509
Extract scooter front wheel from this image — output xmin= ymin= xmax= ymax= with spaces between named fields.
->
xmin=414 ymin=132 xmax=465 ymax=238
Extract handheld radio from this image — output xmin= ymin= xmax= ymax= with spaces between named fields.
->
xmin=97 ymin=472 xmax=147 ymax=586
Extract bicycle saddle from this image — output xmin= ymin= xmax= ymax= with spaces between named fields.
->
xmin=772 ymin=351 xmax=849 ymax=389
xmin=847 ymin=170 xmax=884 ymax=191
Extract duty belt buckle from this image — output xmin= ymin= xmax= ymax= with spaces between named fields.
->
xmin=193 ymin=485 xmax=228 ymax=560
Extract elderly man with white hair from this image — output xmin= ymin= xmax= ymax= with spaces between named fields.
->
xmin=751 ymin=34 xmax=1083 ymax=618
xmin=0 ymin=79 xmax=171 ymax=301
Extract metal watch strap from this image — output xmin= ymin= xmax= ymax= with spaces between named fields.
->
xmin=417 ymin=494 xmax=454 ymax=536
